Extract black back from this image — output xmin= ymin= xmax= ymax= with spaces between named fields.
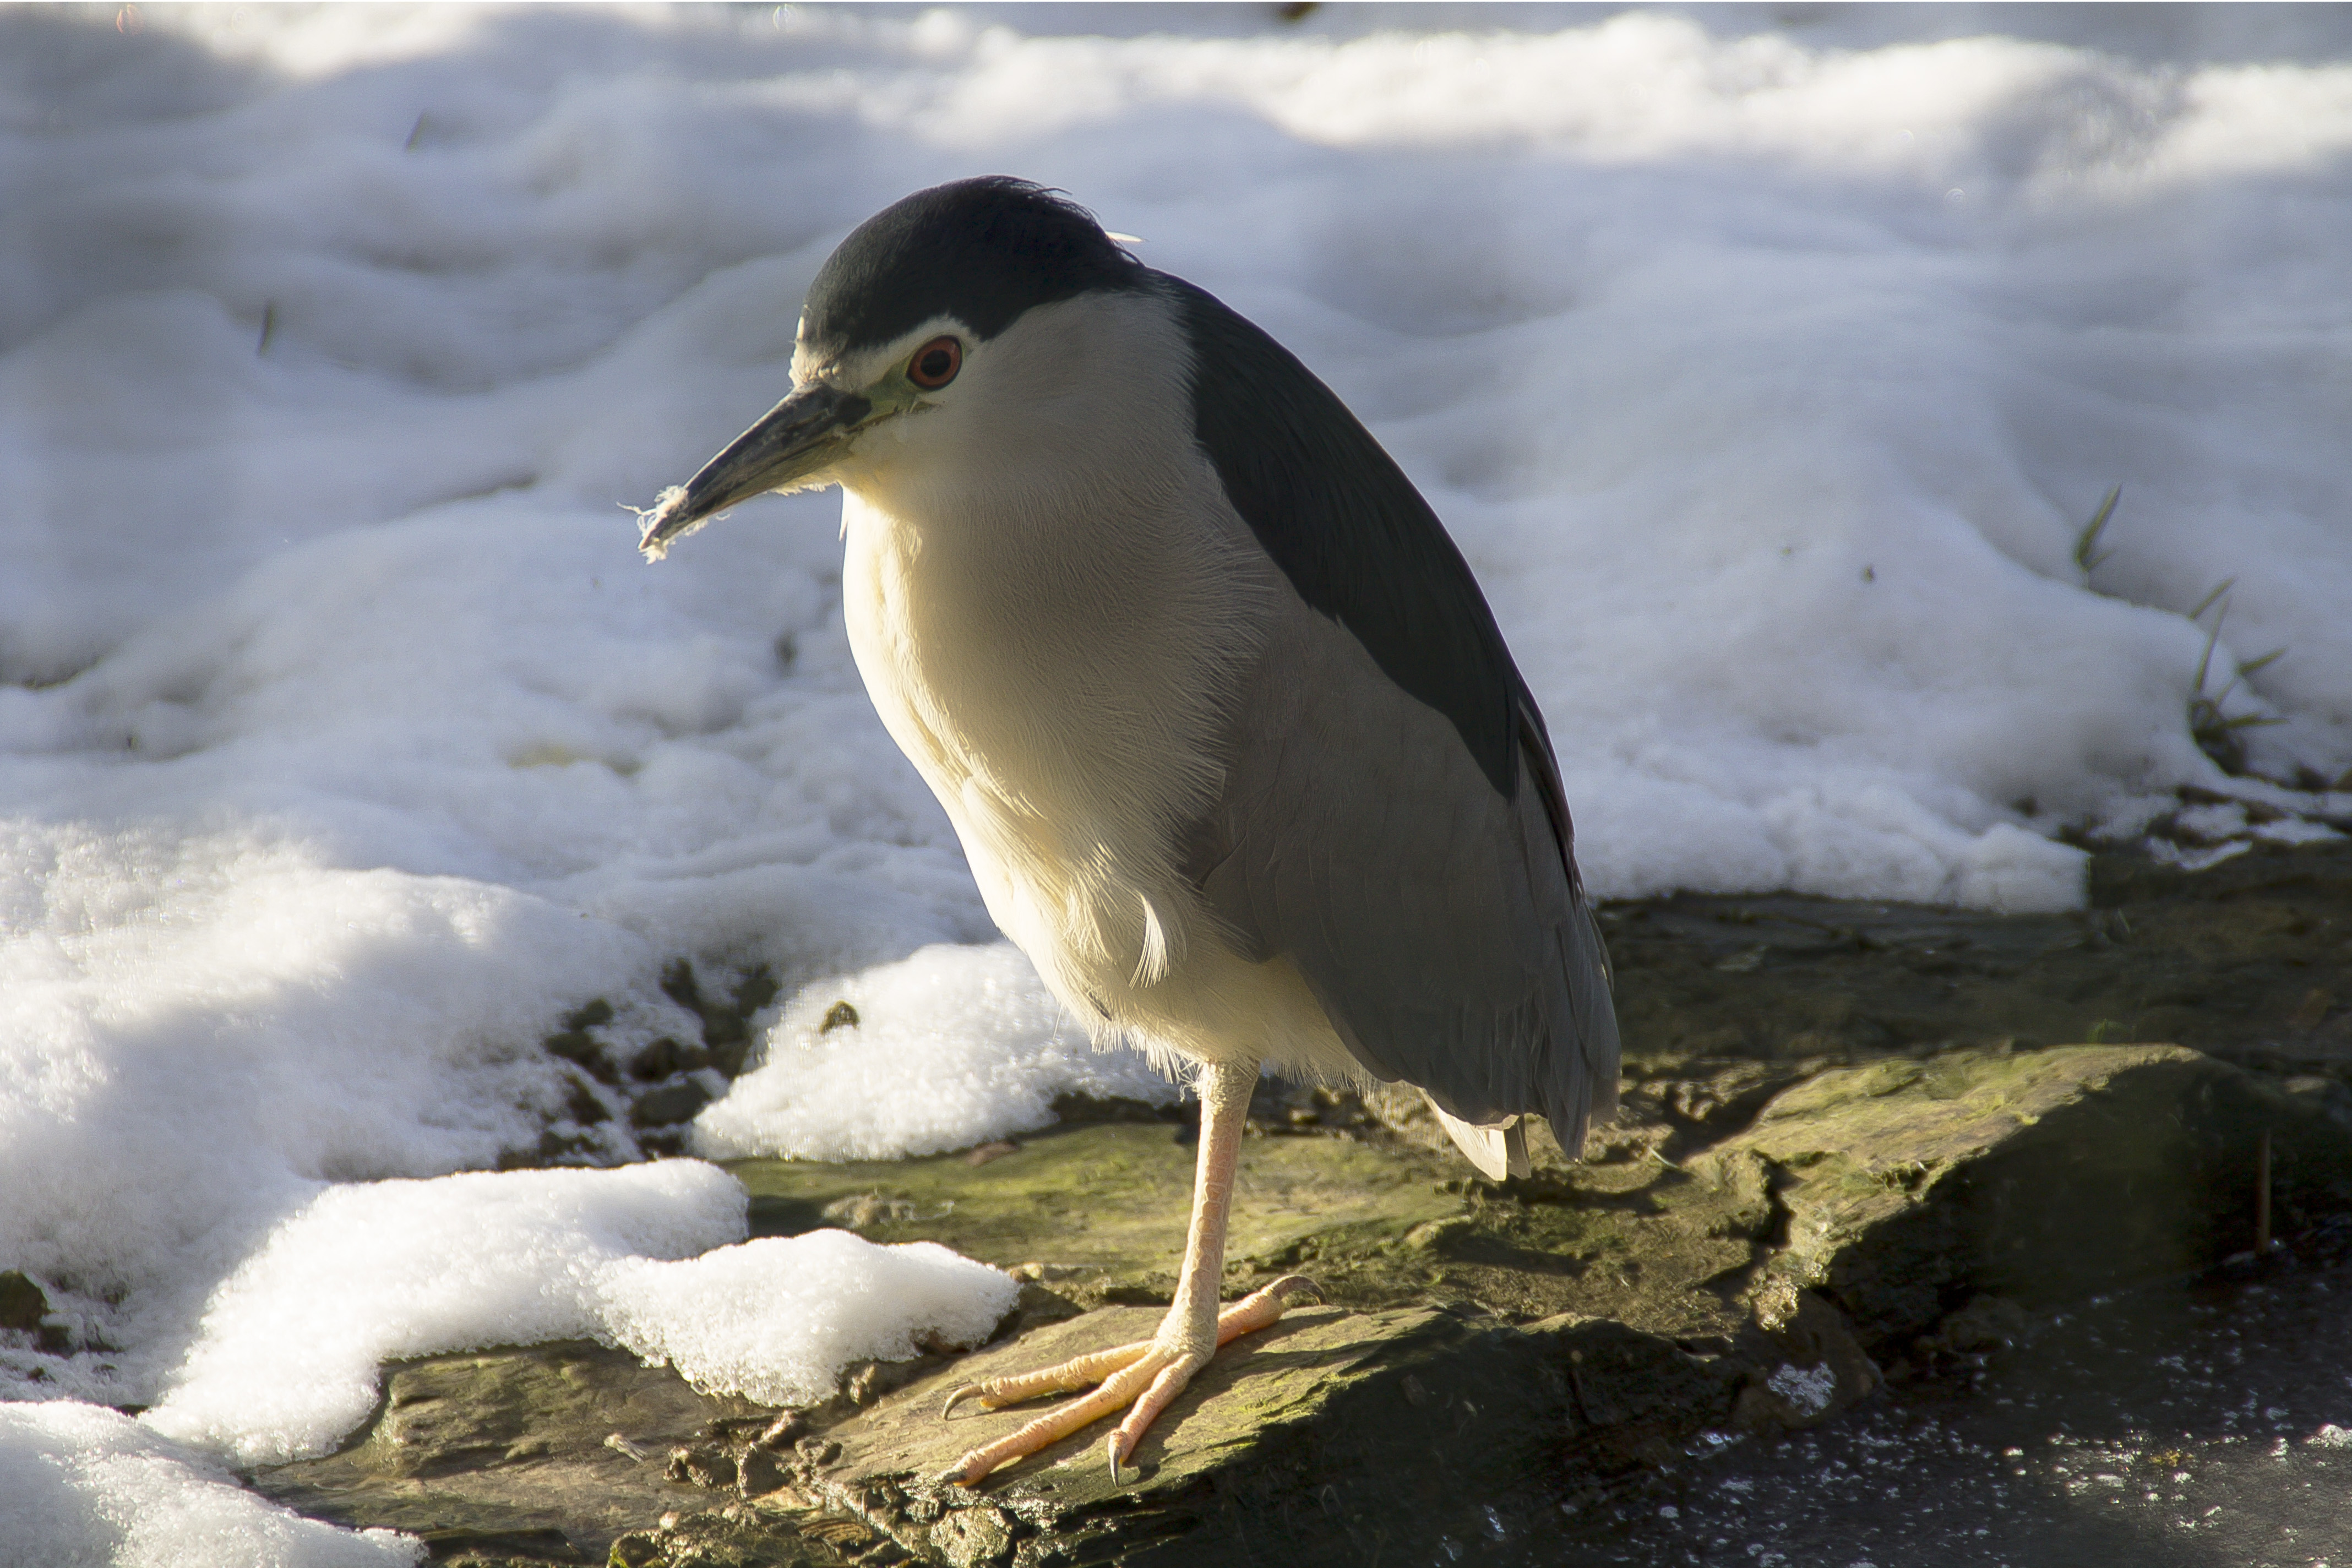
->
xmin=801 ymin=177 xmax=1146 ymax=355
xmin=1168 ymin=277 xmax=1533 ymax=805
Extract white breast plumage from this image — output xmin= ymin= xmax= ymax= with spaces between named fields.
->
xmin=830 ymin=288 xmax=1282 ymax=1055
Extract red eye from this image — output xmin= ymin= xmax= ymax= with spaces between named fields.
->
xmin=908 ymin=336 xmax=962 ymax=389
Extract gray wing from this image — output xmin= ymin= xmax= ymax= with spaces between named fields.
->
xmin=1167 ymin=275 xmax=1619 ymax=1147
xmin=1194 ymin=598 xmax=1620 ymax=1149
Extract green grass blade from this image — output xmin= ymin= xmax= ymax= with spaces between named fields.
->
xmin=2189 ymin=578 xmax=2236 ymax=622
xmin=2072 ymin=484 xmax=2122 ymax=576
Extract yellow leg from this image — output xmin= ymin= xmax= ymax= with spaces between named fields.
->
xmin=939 ymin=1062 xmax=1320 ymax=1486
xmin=941 ymin=1339 xmax=1156 ymax=1417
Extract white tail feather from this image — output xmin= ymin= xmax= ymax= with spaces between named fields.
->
xmin=1425 ymin=1095 xmax=1531 ymax=1180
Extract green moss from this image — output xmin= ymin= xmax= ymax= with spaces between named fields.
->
xmin=729 ymin=1123 xmax=1462 ymax=1299
xmin=1720 ymin=1044 xmax=2352 ymax=1346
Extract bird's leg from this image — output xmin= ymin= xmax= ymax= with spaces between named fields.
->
xmin=941 ymin=1060 xmax=1319 ymax=1485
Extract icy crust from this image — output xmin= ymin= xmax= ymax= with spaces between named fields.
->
xmin=141 ymin=1163 xmax=1016 ymax=1467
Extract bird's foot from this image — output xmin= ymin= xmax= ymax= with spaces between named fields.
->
xmin=937 ymin=1275 xmax=1320 ymax=1486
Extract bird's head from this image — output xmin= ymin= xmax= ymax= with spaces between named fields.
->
xmin=637 ymin=177 xmax=1146 ymax=559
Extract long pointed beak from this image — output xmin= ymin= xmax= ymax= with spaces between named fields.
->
xmin=638 ymin=382 xmax=873 ymax=560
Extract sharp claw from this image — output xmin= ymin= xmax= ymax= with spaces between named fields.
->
xmin=1106 ymin=1433 xmax=1128 ymax=1486
xmin=1267 ymin=1273 xmax=1324 ymax=1306
xmin=943 ymin=1384 xmax=983 ymax=1420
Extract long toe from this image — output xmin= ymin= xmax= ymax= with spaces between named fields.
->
xmin=943 ymin=1281 xmax=1320 ymax=1487
xmin=1213 ymin=1275 xmax=1321 ymax=1344
xmin=941 ymin=1338 xmax=1156 ymax=1419
xmin=1102 ymin=1349 xmax=1208 ymax=1480
xmin=945 ymin=1344 xmax=1196 ymax=1487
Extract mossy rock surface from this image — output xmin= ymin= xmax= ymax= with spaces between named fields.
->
xmin=251 ymin=1340 xmax=783 ymax=1564
xmin=788 ymin=1302 xmax=1762 ymax=1567
xmin=1603 ymin=841 xmax=2352 ymax=1076
xmin=728 ymin=1119 xmax=1462 ymax=1300
xmin=238 ymin=842 xmax=2352 ymax=1566
xmin=1708 ymin=1042 xmax=2352 ymax=1346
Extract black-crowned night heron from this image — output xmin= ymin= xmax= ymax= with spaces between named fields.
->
xmin=639 ymin=177 xmax=1619 ymax=1485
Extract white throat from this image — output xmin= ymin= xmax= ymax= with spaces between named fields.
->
xmin=832 ymin=287 xmax=1274 ymax=1030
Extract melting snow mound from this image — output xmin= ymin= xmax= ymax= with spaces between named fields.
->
xmin=141 ymin=1163 xmax=1014 ymax=1467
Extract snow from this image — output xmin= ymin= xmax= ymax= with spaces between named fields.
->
xmin=4 ymin=3 xmax=2351 ymax=1559
xmin=598 ymin=1226 xmax=1017 ymax=1409
xmin=141 ymin=1162 xmax=1014 ymax=1466
xmin=693 ymin=940 xmax=1173 ymax=1162
xmin=0 ymin=1401 xmax=421 ymax=1568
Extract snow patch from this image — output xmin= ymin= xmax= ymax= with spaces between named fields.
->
xmin=140 ymin=1163 xmax=1014 ymax=1466
xmin=0 ymin=1402 xmax=422 ymax=1567
xmin=694 ymin=943 xmax=1177 ymax=1162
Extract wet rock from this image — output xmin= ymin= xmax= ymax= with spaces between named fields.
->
xmin=0 ymin=1270 xmax=49 ymax=1331
xmin=249 ymin=1034 xmax=2352 ymax=1563
xmin=421 ymin=1523 xmax=587 ymax=1564
xmin=542 ymin=999 xmax=622 ymax=1087
xmin=735 ymin=1120 xmax=1462 ymax=1304
xmin=1726 ymin=1291 xmax=1882 ymax=1433
xmin=631 ymin=1080 xmax=715 ymax=1129
xmin=792 ymin=1302 xmax=1757 ymax=1566
xmin=608 ymin=1532 xmax=662 ymax=1568
xmin=608 ymin=1511 xmax=830 ymax=1568
xmin=630 ymin=1036 xmax=710 ymax=1083
xmin=735 ymin=1447 xmax=790 ymax=1499
xmin=241 ymin=842 xmax=2352 ymax=1564
xmin=543 ymin=1031 xmax=619 ymax=1087
xmin=558 ymin=1074 xmax=612 ymax=1126
xmin=771 ymin=1295 xmax=1873 ymax=1566
xmin=2284 ymin=1070 xmax=2352 ymax=1128
xmin=249 ymin=1340 xmax=768 ymax=1561
xmin=1652 ymin=1059 xmax=1817 ymax=1139
xmin=1044 ymin=1091 xmax=1186 ymax=1127
xmin=1245 ymin=1076 xmax=1379 ymax=1134
xmin=1602 ymin=840 xmax=2352 ymax=1079
xmin=1403 ymin=1215 xmax=1473 ymax=1251
xmin=818 ymin=1193 xmax=916 ymax=1231
xmin=667 ymin=1444 xmax=737 ymax=1490
xmin=661 ymin=960 xmax=779 ymax=1079
xmin=244 ymin=1023 xmax=2348 ymax=1564
xmin=1709 ymin=1043 xmax=2352 ymax=1348
xmin=842 ymin=1356 xmax=928 ymax=1407
xmin=498 ymin=1129 xmax=601 ymax=1170
xmin=928 ymin=1504 xmax=1013 ymax=1568
xmin=1929 ymin=1292 xmax=2031 ymax=1353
